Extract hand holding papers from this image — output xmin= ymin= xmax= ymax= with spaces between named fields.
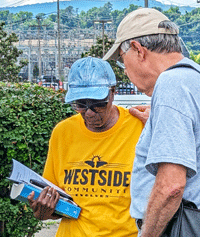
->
xmin=9 ymin=159 xmax=81 ymax=219
xmin=8 ymin=159 xmax=72 ymax=200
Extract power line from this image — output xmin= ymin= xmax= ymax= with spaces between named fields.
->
xmin=1 ymin=0 xmax=199 ymax=9
xmin=0 ymin=0 xmax=138 ymax=8
xmin=3 ymin=11 xmax=57 ymax=27
xmin=3 ymin=12 xmax=200 ymax=28
xmin=178 ymin=19 xmax=200 ymax=27
xmin=4 ymin=18 xmax=28 ymax=26
xmin=1 ymin=0 xmax=29 ymax=8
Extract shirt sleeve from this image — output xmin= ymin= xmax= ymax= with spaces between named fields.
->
xmin=145 ymin=105 xmax=197 ymax=178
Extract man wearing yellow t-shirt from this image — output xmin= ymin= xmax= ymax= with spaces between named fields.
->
xmin=28 ymin=57 xmax=144 ymax=237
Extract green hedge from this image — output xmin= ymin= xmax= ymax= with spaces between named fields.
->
xmin=0 ymin=82 xmax=74 ymax=236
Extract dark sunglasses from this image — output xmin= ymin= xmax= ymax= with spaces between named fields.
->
xmin=70 ymin=99 xmax=109 ymax=113
xmin=70 ymin=90 xmax=112 ymax=113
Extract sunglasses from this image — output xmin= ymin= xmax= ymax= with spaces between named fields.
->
xmin=70 ymin=98 xmax=110 ymax=113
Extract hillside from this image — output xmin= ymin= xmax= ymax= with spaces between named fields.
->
xmin=0 ymin=1 xmax=199 ymax=53
xmin=0 ymin=0 xmax=195 ymax=16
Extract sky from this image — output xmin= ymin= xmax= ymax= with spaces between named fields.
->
xmin=0 ymin=0 xmax=199 ymax=8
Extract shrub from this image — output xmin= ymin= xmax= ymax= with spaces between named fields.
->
xmin=190 ymin=51 xmax=200 ymax=65
xmin=0 ymin=82 xmax=73 ymax=236
xmin=0 ymin=198 xmax=43 ymax=237
xmin=0 ymin=22 xmax=28 ymax=82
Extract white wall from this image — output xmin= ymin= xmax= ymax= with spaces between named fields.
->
xmin=114 ymin=94 xmax=151 ymax=108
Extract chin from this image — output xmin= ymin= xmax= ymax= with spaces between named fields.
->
xmin=137 ymin=87 xmax=150 ymax=96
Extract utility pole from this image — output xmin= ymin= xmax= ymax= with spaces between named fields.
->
xmin=28 ymin=47 xmax=31 ymax=82
xmin=36 ymin=16 xmax=42 ymax=80
xmin=57 ymin=0 xmax=62 ymax=81
xmin=93 ymin=19 xmax=112 ymax=57
xmin=102 ymin=21 xmax=105 ymax=56
xmin=145 ymin=0 xmax=148 ymax=8
xmin=30 ymin=17 xmax=47 ymax=81
xmin=28 ymin=29 xmax=32 ymax=82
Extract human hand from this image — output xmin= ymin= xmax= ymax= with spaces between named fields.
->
xmin=129 ymin=105 xmax=150 ymax=125
xmin=28 ymin=186 xmax=60 ymax=220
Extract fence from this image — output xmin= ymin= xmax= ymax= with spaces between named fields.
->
xmin=38 ymin=82 xmax=152 ymax=108
xmin=116 ymin=82 xmax=142 ymax=95
xmin=113 ymin=94 xmax=151 ymax=108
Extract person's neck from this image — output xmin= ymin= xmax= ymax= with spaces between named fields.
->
xmin=86 ymin=106 xmax=120 ymax=133
xmin=143 ymin=52 xmax=184 ymax=96
xmin=151 ymin=52 xmax=184 ymax=76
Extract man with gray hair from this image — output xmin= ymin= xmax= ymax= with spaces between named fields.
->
xmin=104 ymin=7 xmax=200 ymax=237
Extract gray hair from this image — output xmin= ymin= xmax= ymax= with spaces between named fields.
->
xmin=120 ymin=20 xmax=182 ymax=54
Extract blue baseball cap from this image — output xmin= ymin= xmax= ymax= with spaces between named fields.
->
xmin=65 ymin=57 xmax=116 ymax=103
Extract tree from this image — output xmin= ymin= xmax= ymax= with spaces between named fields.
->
xmin=47 ymin=13 xmax=57 ymax=23
xmin=1 ymin=3 xmax=200 ymax=54
xmin=190 ymin=51 xmax=200 ymax=64
xmin=0 ymin=83 xmax=74 ymax=236
xmin=81 ymin=35 xmax=129 ymax=83
xmin=153 ymin=7 xmax=163 ymax=12
xmin=35 ymin=13 xmax=45 ymax=20
xmin=33 ymin=64 xmax=39 ymax=79
xmin=0 ymin=22 xmax=28 ymax=82
xmin=60 ymin=6 xmax=78 ymax=28
xmin=111 ymin=4 xmax=138 ymax=30
xmin=98 ymin=2 xmax=113 ymax=20
xmin=0 ymin=10 xmax=10 ymax=24
xmin=13 ymin=11 xmax=33 ymax=22
xmin=163 ymin=6 xmax=181 ymax=22
xmin=79 ymin=7 xmax=99 ymax=28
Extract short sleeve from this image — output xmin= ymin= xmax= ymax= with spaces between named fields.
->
xmin=145 ymin=105 xmax=196 ymax=178
xmin=43 ymin=130 xmax=59 ymax=186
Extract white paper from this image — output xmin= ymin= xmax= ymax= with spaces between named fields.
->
xmin=9 ymin=159 xmax=74 ymax=202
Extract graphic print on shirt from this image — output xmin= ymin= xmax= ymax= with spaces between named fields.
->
xmin=64 ymin=155 xmax=131 ymax=198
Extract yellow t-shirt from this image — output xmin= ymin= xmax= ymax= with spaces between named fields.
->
xmin=43 ymin=106 xmax=143 ymax=237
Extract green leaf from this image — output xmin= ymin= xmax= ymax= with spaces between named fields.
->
xmin=0 ymin=82 xmax=73 ymax=236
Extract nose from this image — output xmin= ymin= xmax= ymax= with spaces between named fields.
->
xmin=85 ymin=108 xmax=96 ymax=116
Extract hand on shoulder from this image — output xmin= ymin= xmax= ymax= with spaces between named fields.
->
xmin=129 ymin=105 xmax=151 ymax=125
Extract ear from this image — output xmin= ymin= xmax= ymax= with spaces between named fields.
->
xmin=130 ymin=40 xmax=146 ymax=62
xmin=110 ymin=87 xmax=115 ymax=102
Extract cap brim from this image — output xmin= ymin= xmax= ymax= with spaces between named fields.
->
xmin=65 ymin=86 xmax=110 ymax=103
xmin=103 ymin=42 xmax=121 ymax=61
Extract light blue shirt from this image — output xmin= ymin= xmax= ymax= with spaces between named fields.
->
xmin=130 ymin=58 xmax=200 ymax=219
